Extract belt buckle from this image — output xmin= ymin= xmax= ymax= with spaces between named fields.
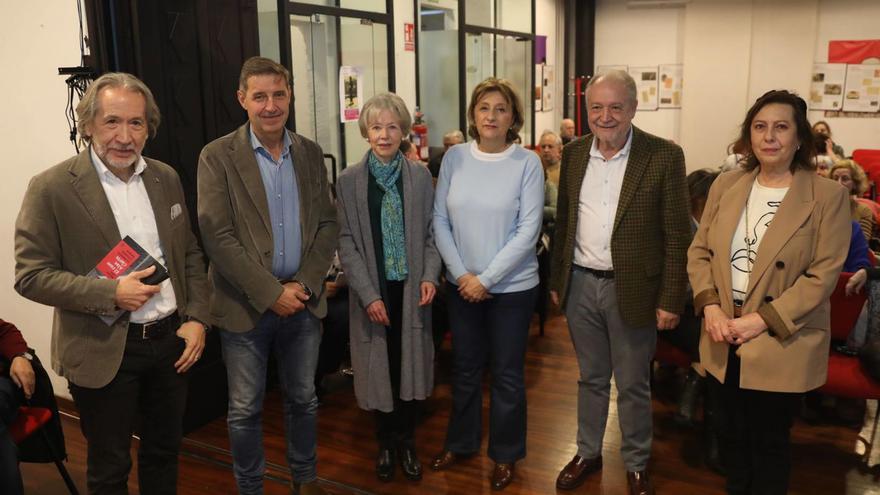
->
xmin=141 ymin=320 xmax=157 ymax=340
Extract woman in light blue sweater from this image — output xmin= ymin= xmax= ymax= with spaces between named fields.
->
xmin=429 ymin=78 xmax=544 ymax=491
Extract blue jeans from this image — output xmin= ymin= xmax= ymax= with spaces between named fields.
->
xmin=444 ymin=283 xmax=537 ymax=463
xmin=220 ymin=310 xmax=321 ymax=494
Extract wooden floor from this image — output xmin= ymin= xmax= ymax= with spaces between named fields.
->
xmin=22 ymin=313 xmax=880 ymax=494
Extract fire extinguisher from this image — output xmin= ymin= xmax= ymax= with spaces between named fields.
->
xmin=410 ymin=107 xmax=429 ymax=161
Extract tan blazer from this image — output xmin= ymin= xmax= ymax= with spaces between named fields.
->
xmin=197 ymin=124 xmax=338 ymax=332
xmin=550 ymin=126 xmax=691 ymax=327
xmin=688 ymin=168 xmax=851 ymax=392
xmin=14 ymin=150 xmax=210 ymax=389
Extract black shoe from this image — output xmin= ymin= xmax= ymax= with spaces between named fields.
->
xmin=376 ymin=447 xmax=395 ymax=481
xmin=399 ymin=445 xmax=423 ymax=481
xmin=674 ymin=369 xmax=704 ymax=427
xmin=704 ymin=429 xmax=724 ymax=475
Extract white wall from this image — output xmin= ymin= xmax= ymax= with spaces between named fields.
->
xmin=1 ymin=0 xmax=84 ymax=398
xmin=393 ymin=0 xmax=417 ymax=110
xmin=595 ymin=0 xmax=880 ymax=171
xmin=595 ymin=0 xmax=685 ymax=143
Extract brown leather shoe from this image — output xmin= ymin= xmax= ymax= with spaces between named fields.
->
xmin=430 ymin=450 xmax=459 ymax=471
xmin=490 ymin=462 xmax=515 ymax=490
xmin=556 ymin=455 xmax=602 ymax=490
xmin=626 ymin=470 xmax=655 ymax=495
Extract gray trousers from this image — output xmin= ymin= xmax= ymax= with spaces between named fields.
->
xmin=564 ymin=269 xmax=656 ymax=471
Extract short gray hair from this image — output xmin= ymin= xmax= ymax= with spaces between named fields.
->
xmin=76 ymin=73 xmax=161 ymax=146
xmin=587 ymin=70 xmax=637 ymax=105
xmin=539 ymin=130 xmax=562 ymax=147
xmin=443 ymin=129 xmax=465 ymax=143
xmin=358 ymin=93 xmax=412 ymax=138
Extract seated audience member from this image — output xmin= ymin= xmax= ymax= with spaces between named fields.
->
xmin=314 ymin=254 xmax=350 ymax=400
xmin=427 ymin=130 xmax=465 ymax=178
xmin=559 ymin=118 xmax=576 ymax=145
xmin=813 ymin=133 xmax=835 ymax=177
xmin=0 ymin=319 xmax=34 ymax=495
xmin=846 ymin=266 xmax=880 ymax=467
xmin=400 ymin=140 xmax=425 ymax=165
xmin=830 ymin=159 xmax=874 ymax=242
xmin=538 ymin=130 xmax=562 ymax=188
xmin=544 ymin=179 xmax=558 ymax=237
xmin=812 ymin=120 xmax=845 ymax=160
xmin=720 ymin=153 xmax=745 ymax=172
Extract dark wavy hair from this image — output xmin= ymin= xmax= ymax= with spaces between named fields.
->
xmin=730 ymin=90 xmax=815 ymax=173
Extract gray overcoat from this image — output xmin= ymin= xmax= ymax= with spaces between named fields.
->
xmin=336 ymin=153 xmax=442 ymax=412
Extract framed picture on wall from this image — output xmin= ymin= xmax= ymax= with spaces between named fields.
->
xmin=658 ymin=64 xmax=683 ymax=109
xmin=628 ymin=66 xmax=659 ymax=111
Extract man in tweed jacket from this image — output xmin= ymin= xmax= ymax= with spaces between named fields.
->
xmin=549 ymin=71 xmax=690 ymax=495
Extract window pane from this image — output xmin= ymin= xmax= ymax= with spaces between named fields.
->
xmin=257 ymin=0 xmax=281 ymax=61
xmin=498 ymin=0 xmax=530 ymax=33
xmin=496 ymin=35 xmax=532 ymax=144
xmin=464 ymin=0 xmax=493 ymax=28
xmin=419 ymin=2 xmax=460 ymax=147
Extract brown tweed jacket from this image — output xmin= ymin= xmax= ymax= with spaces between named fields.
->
xmin=549 ymin=126 xmax=690 ymax=327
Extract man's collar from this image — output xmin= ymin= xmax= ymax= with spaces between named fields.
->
xmin=248 ymin=124 xmax=291 ymax=156
xmin=589 ymin=126 xmax=634 ymax=160
xmin=89 ymin=145 xmax=147 ymax=181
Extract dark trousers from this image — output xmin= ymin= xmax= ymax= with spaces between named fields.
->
xmin=70 ymin=328 xmax=187 ymax=495
xmin=0 ymin=376 xmax=23 ymax=495
xmin=658 ymin=304 xmax=701 ymax=362
xmin=316 ymin=289 xmax=350 ymax=389
xmin=444 ymin=283 xmax=537 ymax=463
xmin=709 ymin=348 xmax=800 ymax=495
xmin=374 ymin=281 xmax=418 ymax=449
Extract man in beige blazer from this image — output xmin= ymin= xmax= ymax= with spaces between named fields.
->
xmin=14 ymin=73 xmax=210 ymax=494
xmin=550 ymin=71 xmax=690 ymax=495
xmin=197 ymin=57 xmax=336 ymax=495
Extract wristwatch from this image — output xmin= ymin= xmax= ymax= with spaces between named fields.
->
xmin=14 ymin=351 xmax=34 ymax=362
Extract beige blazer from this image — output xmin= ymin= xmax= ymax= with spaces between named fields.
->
xmin=197 ymin=124 xmax=338 ymax=332
xmin=14 ymin=150 xmax=210 ymax=389
xmin=688 ymin=168 xmax=850 ymax=392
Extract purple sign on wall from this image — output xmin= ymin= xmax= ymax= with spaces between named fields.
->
xmin=535 ymin=35 xmax=547 ymax=64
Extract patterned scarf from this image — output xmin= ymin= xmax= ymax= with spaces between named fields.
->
xmin=368 ymin=151 xmax=408 ymax=281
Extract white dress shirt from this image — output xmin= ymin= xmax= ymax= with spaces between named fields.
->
xmin=90 ymin=147 xmax=177 ymax=323
xmin=573 ymin=129 xmax=634 ymax=270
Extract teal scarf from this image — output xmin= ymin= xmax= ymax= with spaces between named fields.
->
xmin=368 ymin=151 xmax=408 ymax=281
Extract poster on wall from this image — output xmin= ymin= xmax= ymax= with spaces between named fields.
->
xmin=809 ymin=63 xmax=847 ymax=111
xmin=842 ymin=64 xmax=880 ymax=113
xmin=542 ymin=65 xmax=554 ymax=112
xmin=404 ymin=23 xmax=415 ymax=52
xmin=628 ymin=66 xmax=659 ymax=111
xmin=658 ymin=64 xmax=683 ymax=109
xmin=339 ymin=66 xmax=364 ymax=123
xmin=595 ymin=65 xmax=627 ymax=76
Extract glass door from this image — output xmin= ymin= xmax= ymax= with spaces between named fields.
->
xmin=287 ymin=5 xmax=392 ymax=182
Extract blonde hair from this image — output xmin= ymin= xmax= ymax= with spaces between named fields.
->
xmin=466 ymin=78 xmax=524 ymax=143
xmin=830 ymin=159 xmax=868 ymax=196
xmin=76 ymin=73 xmax=161 ymax=147
xmin=358 ymin=93 xmax=412 ymax=138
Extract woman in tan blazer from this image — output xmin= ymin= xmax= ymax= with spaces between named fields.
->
xmin=688 ymin=90 xmax=851 ymax=494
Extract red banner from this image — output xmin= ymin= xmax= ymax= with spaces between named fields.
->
xmin=829 ymin=40 xmax=880 ymax=64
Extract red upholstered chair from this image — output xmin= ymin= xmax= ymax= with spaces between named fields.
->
xmin=820 ymin=272 xmax=880 ymax=465
xmin=854 ymin=150 xmax=880 ymax=199
xmin=9 ymin=406 xmax=79 ymax=494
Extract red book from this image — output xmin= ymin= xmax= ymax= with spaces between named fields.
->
xmin=88 ymin=236 xmax=169 ymax=324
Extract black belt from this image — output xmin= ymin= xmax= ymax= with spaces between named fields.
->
xmin=733 ymin=299 xmax=744 ymax=318
xmin=573 ymin=264 xmax=614 ymax=279
xmin=128 ymin=313 xmax=180 ymax=340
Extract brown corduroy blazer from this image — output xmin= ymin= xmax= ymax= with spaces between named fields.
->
xmin=549 ymin=126 xmax=691 ymax=327
xmin=688 ymin=168 xmax=850 ymax=392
